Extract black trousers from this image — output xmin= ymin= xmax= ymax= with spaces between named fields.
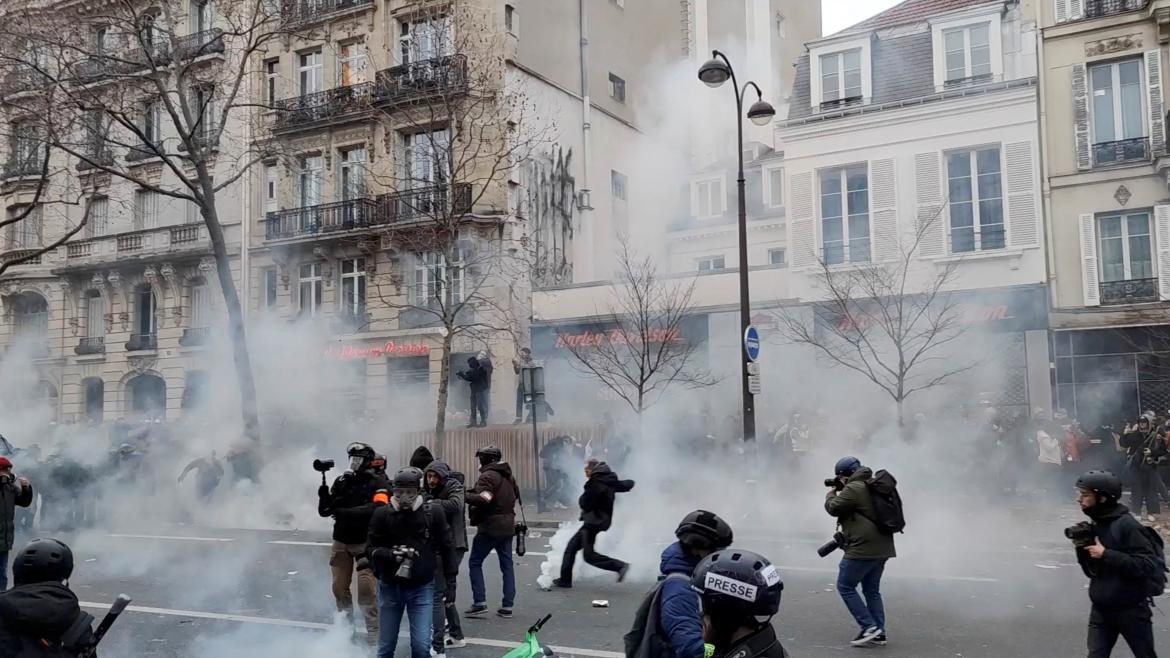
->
xmin=559 ymin=526 xmax=626 ymax=583
xmin=1088 ymin=603 xmax=1158 ymax=658
xmin=1131 ymin=470 xmax=1162 ymax=516
xmin=432 ymin=551 xmax=465 ymax=651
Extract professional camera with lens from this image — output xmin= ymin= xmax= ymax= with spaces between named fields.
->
xmin=824 ymin=476 xmax=845 ymax=490
xmin=817 ymin=531 xmax=845 ymax=558
xmin=1065 ymin=521 xmax=1096 ymax=548
xmin=392 ymin=546 xmax=420 ymax=579
xmin=313 ymin=458 xmax=335 ymax=473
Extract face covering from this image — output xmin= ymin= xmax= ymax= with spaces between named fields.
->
xmin=349 ymin=456 xmax=366 ymax=473
xmin=394 ymin=489 xmax=419 ymax=509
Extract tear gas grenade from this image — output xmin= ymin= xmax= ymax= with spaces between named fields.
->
xmin=817 ymin=531 xmax=845 ymax=558
xmin=1065 ymin=521 xmax=1096 ymax=548
xmin=515 ymin=522 xmax=528 ymax=557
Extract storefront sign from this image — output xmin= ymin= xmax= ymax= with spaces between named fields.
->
xmin=533 ymin=315 xmax=708 ymax=357
xmin=324 ymin=340 xmax=431 ymax=360
xmin=553 ymin=327 xmax=682 ymax=348
xmin=817 ymin=286 xmax=1048 ymax=336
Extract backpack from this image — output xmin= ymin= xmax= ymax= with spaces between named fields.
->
xmin=1139 ymin=525 xmax=1168 ymax=598
xmin=623 ymin=573 xmax=690 ymax=658
xmin=2 ymin=610 xmax=96 ymax=658
xmin=864 ymin=470 xmax=905 ymax=535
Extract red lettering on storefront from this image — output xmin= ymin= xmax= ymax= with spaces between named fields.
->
xmin=323 ymin=341 xmax=431 ymax=360
xmin=554 ymin=328 xmax=682 ymax=349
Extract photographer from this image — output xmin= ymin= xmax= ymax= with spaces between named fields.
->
xmin=0 ymin=539 xmax=96 ymax=656
xmin=1072 ymin=470 xmax=1161 ymax=658
xmin=317 ymin=442 xmax=390 ymax=645
xmin=367 ymin=468 xmax=457 ymax=658
xmin=690 ymin=548 xmax=788 ymax=658
xmin=464 ymin=445 xmax=518 ymax=619
xmin=824 ymin=456 xmax=895 ymax=648
xmin=1120 ymin=415 xmax=1166 ymax=518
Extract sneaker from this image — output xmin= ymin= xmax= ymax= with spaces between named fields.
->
xmin=850 ymin=626 xmax=882 ymax=647
xmin=430 ymin=651 xmax=446 ymax=658
xmin=445 ymin=638 xmax=467 ymax=649
xmin=497 ymin=608 xmax=514 ymax=619
xmin=551 ymin=578 xmax=572 ymax=589
xmin=872 ymin=633 xmax=887 ymax=646
xmin=617 ymin=564 xmax=630 ymax=583
xmin=463 ymin=604 xmax=488 ymax=617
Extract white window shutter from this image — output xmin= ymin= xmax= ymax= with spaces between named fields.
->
xmin=1156 ymin=205 xmax=1170 ymax=300
xmin=1147 ymin=49 xmax=1165 ymax=157
xmin=1072 ymin=63 xmax=1091 ymax=170
xmin=870 ymin=158 xmax=898 ymax=261
xmin=1005 ymin=141 xmax=1039 ymax=247
xmin=1054 ymin=0 xmax=1069 ymax=23
xmin=1079 ymin=213 xmax=1100 ymax=307
xmin=789 ymin=171 xmax=816 ymax=268
xmin=913 ymin=152 xmax=944 ymax=257
xmin=1070 ymin=0 xmax=1084 ymax=19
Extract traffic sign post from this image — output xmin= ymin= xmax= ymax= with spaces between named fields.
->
xmin=744 ymin=325 xmax=761 ymax=362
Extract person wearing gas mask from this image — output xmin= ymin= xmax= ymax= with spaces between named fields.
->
xmin=690 ymin=548 xmax=788 ymax=658
xmin=366 ymin=468 xmax=457 ymax=658
xmin=424 ymin=460 xmax=468 ymax=656
xmin=318 ymin=442 xmax=390 ymax=646
xmin=0 ymin=538 xmax=97 ymax=656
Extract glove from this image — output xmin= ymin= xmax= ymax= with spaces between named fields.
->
xmin=317 ymin=484 xmax=330 ymax=498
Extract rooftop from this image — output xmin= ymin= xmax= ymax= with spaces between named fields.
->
xmin=834 ymin=0 xmax=998 ymax=35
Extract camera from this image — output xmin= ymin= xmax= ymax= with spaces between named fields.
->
xmin=817 ymin=531 xmax=845 ymax=558
xmin=1065 ymin=521 xmax=1096 ymax=548
xmin=392 ymin=546 xmax=419 ymax=579
xmin=824 ymin=477 xmax=844 ymax=490
xmin=515 ymin=522 xmax=528 ymax=556
xmin=313 ymin=459 xmax=335 ymax=473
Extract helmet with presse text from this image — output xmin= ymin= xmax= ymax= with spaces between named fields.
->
xmin=691 ymin=548 xmax=783 ymax=622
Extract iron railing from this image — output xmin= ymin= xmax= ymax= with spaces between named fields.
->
xmin=272 ymin=81 xmax=377 ymax=131
xmin=375 ymin=55 xmax=469 ymax=108
xmin=1101 ymin=278 xmax=1158 ymax=305
xmin=1085 ymin=0 xmax=1147 ymax=19
xmin=821 ymin=241 xmax=872 ymax=266
xmin=179 ymin=326 xmax=210 ymax=346
xmin=377 ymin=183 xmax=473 ymax=224
xmin=263 ymin=198 xmax=383 ymax=240
xmin=3 ymin=156 xmax=44 ymax=179
xmin=172 ymin=29 xmax=225 ymax=60
xmin=126 ymin=332 xmax=157 ymax=351
xmin=1093 ymin=137 xmax=1150 ymax=166
xmin=949 ymin=226 xmax=1007 ymax=253
xmin=281 ymin=0 xmax=374 ymax=25
xmin=117 ymin=235 xmax=143 ymax=252
xmin=75 ymin=337 xmax=105 ymax=355
xmin=171 ymin=225 xmax=200 ymax=244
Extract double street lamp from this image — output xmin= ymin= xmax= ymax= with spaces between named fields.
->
xmin=698 ymin=50 xmax=775 ymax=442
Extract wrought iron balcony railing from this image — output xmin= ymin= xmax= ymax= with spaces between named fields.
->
xmin=172 ymin=29 xmax=225 ymax=60
xmin=377 ymin=183 xmax=473 ymax=225
xmin=1093 ymin=137 xmax=1150 ymax=166
xmin=77 ymin=147 xmax=115 ymax=171
xmin=282 ymin=0 xmax=374 ymax=25
xmin=3 ymin=156 xmax=45 ymax=179
xmin=125 ymin=332 xmax=157 ymax=351
xmin=1085 ymin=0 xmax=1147 ymax=19
xmin=179 ymin=326 xmax=210 ymax=347
xmin=75 ymin=337 xmax=105 ymax=355
xmin=375 ymin=55 xmax=469 ymax=108
xmin=272 ymin=82 xmax=377 ymax=131
xmin=263 ymin=198 xmax=384 ymax=240
xmin=1100 ymin=278 xmax=1158 ymax=305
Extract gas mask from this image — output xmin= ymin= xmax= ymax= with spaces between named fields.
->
xmin=348 ymin=455 xmax=367 ymax=473
xmin=393 ymin=487 xmax=420 ymax=510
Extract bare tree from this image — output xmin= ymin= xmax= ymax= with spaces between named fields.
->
xmin=777 ymin=209 xmax=975 ymax=427
xmin=557 ymin=239 xmax=717 ymax=427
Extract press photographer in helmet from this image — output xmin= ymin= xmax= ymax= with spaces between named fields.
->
xmin=316 ymin=442 xmax=390 ymax=645
xmin=691 ymin=549 xmax=788 ymax=658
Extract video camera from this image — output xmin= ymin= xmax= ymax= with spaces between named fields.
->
xmin=313 ymin=459 xmax=335 ymax=473
xmin=1065 ymin=521 xmax=1096 ymax=548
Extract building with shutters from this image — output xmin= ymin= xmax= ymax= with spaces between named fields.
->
xmin=776 ymin=0 xmax=1052 ymax=417
xmin=1040 ymin=0 xmax=1170 ymax=424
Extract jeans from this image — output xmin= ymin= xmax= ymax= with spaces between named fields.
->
xmin=469 ymin=390 xmax=488 ymax=426
xmin=0 ymin=550 xmax=7 ymax=591
xmin=1088 ymin=603 xmax=1157 ymax=658
xmin=468 ymin=533 xmax=515 ymax=609
xmin=377 ymin=581 xmax=433 ymax=658
xmin=559 ymin=526 xmax=626 ymax=584
xmin=432 ymin=552 xmax=466 ymax=651
xmin=836 ymin=557 xmax=887 ymax=631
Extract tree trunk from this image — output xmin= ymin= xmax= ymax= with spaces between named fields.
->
xmin=896 ymin=397 xmax=905 ymax=431
xmin=434 ymin=329 xmax=453 ymax=455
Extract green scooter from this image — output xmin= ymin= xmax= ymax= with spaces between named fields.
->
xmin=501 ymin=614 xmax=555 ymax=658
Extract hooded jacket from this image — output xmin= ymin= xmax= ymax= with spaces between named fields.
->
xmin=425 ymin=460 xmax=468 ymax=552
xmin=318 ymin=469 xmax=390 ymax=545
xmin=1077 ymin=501 xmax=1162 ymax=609
xmin=467 ymin=462 xmax=517 ymax=538
xmin=1121 ymin=428 xmax=1166 ymax=472
xmin=657 ymin=542 xmax=705 ymax=658
xmin=578 ymin=462 xmax=634 ymax=531
xmin=410 ymin=446 xmax=435 ymax=471
xmin=0 ymin=473 xmax=33 ymax=551
xmin=825 ymin=467 xmax=896 ymax=560
xmin=0 ymin=582 xmax=96 ymax=656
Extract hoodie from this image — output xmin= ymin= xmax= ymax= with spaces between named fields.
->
xmin=467 ymin=462 xmax=517 ymax=538
xmin=409 ymin=446 xmax=435 ymax=471
xmin=657 ymin=542 xmax=705 ymax=658
xmin=579 ymin=462 xmax=635 ymax=531
xmin=425 ymin=460 xmax=468 ymax=552
xmin=1077 ymin=501 xmax=1162 ymax=609
xmin=0 ymin=582 xmax=96 ymax=654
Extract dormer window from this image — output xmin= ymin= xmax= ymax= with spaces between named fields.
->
xmin=930 ymin=12 xmax=1003 ymax=90
xmin=942 ymin=23 xmax=991 ymax=82
xmin=820 ymin=50 xmax=862 ymax=104
xmin=809 ymin=37 xmax=871 ymax=110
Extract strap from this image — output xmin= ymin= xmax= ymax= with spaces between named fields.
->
xmin=510 ymin=475 xmax=527 ymax=526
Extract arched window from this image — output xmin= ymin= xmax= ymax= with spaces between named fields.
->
xmin=11 ymin=292 xmax=47 ymax=341
xmin=127 ymin=374 xmax=165 ymax=420
xmin=83 ymin=377 xmax=104 ymax=423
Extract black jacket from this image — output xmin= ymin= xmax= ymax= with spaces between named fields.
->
xmin=467 ymin=462 xmax=518 ymax=538
xmin=1120 ymin=429 xmax=1167 ymax=471
xmin=425 ymin=460 xmax=468 ymax=552
xmin=457 ymin=361 xmax=489 ymax=393
xmin=714 ymin=624 xmax=788 ymax=658
xmin=0 ymin=473 xmax=33 ymax=551
xmin=367 ymin=499 xmax=457 ymax=588
xmin=0 ymin=582 xmax=97 ymax=657
xmin=578 ymin=462 xmax=634 ymax=531
xmin=410 ymin=446 xmax=435 ymax=471
xmin=319 ymin=470 xmax=389 ymax=545
xmin=1077 ymin=502 xmax=1162 ymax=609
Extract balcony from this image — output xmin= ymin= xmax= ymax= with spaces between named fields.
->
xmin=0 ymin=249 xmax=42 ymax=267
xmin=281 ymin=0 xmax=375 ymax=26
xmin=272 ymin=82 xmax=377 ymax=133
xmin=263 ymin=198 xmax=384 ymax=240
xmin=377 ymin=183 xmax=473 ymax=225
xmin=118 ymin=235 xmax=144 ymax=252
xmin=126 ymin=141 xmax=163 ymax=162
xmin=172 ymin=29 xmax=225 ymax=60
xmin=1093 ymin=137 xmax=1150 ymax=167
xmin=75 ymin=337 xmax=106 ymax=355
xmin=126 ymin=332 xmax=157 ymax=352
xmin=179 ymin=326 xmax=210 ymax=347
xmin=77 ymin=147 xmax=115 ymax=171
xmin=1085 ymin=0 xmax=1146 ymax=19
xmin=1101 ymin=278 xmax=1158 ymax=305
xmin=3 ymin=156 xmax=44 ymax=180
xmin=375 ymin=55 xmax=469 ymax=109
xmin=58 ymin=223 xmax=227 ymax=272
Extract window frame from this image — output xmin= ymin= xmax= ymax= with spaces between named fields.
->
xmin=133 ymin=189 xmax=158 ymax=230
xmin=298 ymin=49 xmax=322 ymax=96
xmin=339 ymin=146 xmax=367 ymax=201
xmin=941 ymin=23 xmax=992 ymax=82
xmin=608 ymin=73 xmax=626 ymax=103
xmin=8 ymin=204 xmax=42 ymax=249
xmin=768 ymin=247 xmax=787 ymax=267
xmin=264 ymin=58 xmax=279 ymax=105
xmin=944 ymin=145 xmax=1005 ymax=254
xmin=691 ymin=175 xmax=726 ymax=219
xmin=136 ymin=285 xmax=156 ymax=336
xmin=337 ymin=41 xmax=368 ymax=87
xmin=262 ymin=266 xmax=278 ymax=308
xmin=505 ymin=4 xmax=518 ymax=36
xmin=189 ymin=280 xmax=211 ymax=329
xmin=339 ymin=257 xmax=367 ymax=320
xmin=84 ymin=290 xmax=105 ymax=339
xmin=264 ymin=162 xmax=277 ymax=212
xmin=929 ymin=11 xmax=1004 ymax=90
xmin=1097 ymin=210 xmax=1154 ymax=283
xmin=1089 ymin=58 xmax=1146 ymax=147
xmin=764 ymin=166 xmax=784 ymax=209
xmin=414 ymin=249 xmax=466 ymax=306
xmin=818 ymin=49 xmax=863 ymax=104
xmin=611 ymin=170 xmax=628 ymax=201
xmin=298 ymin=262 xmax=323 ymax=316
xmin=818 ymin=163 xmax=871 ymax=265
xmin=696 ymin=255 xmax=726 ymax=272
xmin=87 ymin=195 xmax=109 ymax=238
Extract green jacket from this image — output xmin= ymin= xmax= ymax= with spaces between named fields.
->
xmin=825 ymin=467 xmax=896 ymax=560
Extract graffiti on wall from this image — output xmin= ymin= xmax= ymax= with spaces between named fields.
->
xmin=524 ymin=146 xmax=575 ymax=287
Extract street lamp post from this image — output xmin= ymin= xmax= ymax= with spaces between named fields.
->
xmin=698 ymin=50 xmax=775 ymax=442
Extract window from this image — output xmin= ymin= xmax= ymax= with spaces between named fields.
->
xmin=1099 ymin=211 xmax=1153 ymax=283
xmin=84 ymin=291 xmax=105 ymax=339
xmin=340 ymin=258 xmax=366 ymax=321
xmin=298 ymin=155 xmax=322 ymax=206
xmin=608 ymin=73 xmax=626 ymax=103
xmin=819 ymin=165 xmax=870 ymax=265
xmin=339 ymin=147 xmax=366 ymax=200
xmin=505 ymin=5 xmax=518 ymax=36
xmin=94 ymin=25 xmax=115 ymax=56
xmin=264 ymin=59 xmax=279 ymax=104
xmin=142 ymin=99 xmax=161 ymax=147
xmin=942 ymin=23 xmax=991 ymax=82
xmin=401 ymin=130 xmax=449 ymax=187
xmin=136 ymin=285 xmax=156 ymax=336
xmin=298 ymin=50 xmax=322 ymax=95
xmin=8 ymin=205 xmax=41 ymax=249
xmin=697 ymin=255 xmax=726 ymax=272
xmin=134 ymin=189 xmax=158 ymax=229
xmin=12 ymin=294 xmax=47 ymax=341
xmin=190 ymin=86 xmax=216 ymax=140
xmin=262 ymin=267 xmax=278 ymax=308
xmin=1090 ymin=59 xmax=1146 ymax=163
xmin=611 ymin=170 xmax=628 ymax=201
xmin=414 ymin=249 xmax=465 ymax=305
xmin=185 ymin=199 xmax=201 ymax=224
xmin=192 ymin=0 xmax=214 ymax=33
xmin=264 ymin=162 xmax=277 ymax=212
xmin=766 ymin=168 xmax=784 ymax=208
xmin=400 ymin=16 xmax=454 ymax=64
xmin=12 ymin=121 xmax=41 ymax=168
xmin=946 ymin=147 xmax=1003 ymax=252
xmin=299 ymin=262 xmax=322 ymax=316
xmin=87 ymin=196 xmax=108 ymax=238
xmin=820 ymin=50 xmax=862 ymax=103
xmin=693 ymin=178 xmax=723 ymax=218
xmin=338 ymin=42 xmax=368 ymax=86
xmin=140 ymin=12 xmax=162 ymax=49
xmin=768 ymin=247 xmax=787 ymax=267
xmin=190 ymin=281 xmax=210 ymax=329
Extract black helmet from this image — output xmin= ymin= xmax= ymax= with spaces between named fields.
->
xmin=676 ymin=510 xmax=734 ymax=551
xmin=346 ymin=442 xmax=376 ymax=472
xmin=834 ymin=456 xmax=861 ymax=477
xmin=1076 ymin=470 xmax=1123 ymax=501
xmin=13 ymin=538 xmax=74 ymax=585
xmin=691 ymin=548 xmax=783 ymax=622
xmin=476 ymin=445 xmax=502 ymax=464
xmin=393 ymin=467 xmax=423 ymax=490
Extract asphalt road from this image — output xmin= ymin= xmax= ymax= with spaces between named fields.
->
xmin=20 ymin=519 xmax=1169 ymax=658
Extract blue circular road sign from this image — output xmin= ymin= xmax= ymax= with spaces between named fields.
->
xmin=744 ymin=325 xmax=761 ymax=362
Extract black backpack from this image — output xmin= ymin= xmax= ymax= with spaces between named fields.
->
xmin=623 ymin=573 xmax=690 ymax=658
xmin=864 ymin=470 xmax=906 ymax=535
xmin=1139 ymin=525 xmax=1168 ymax=598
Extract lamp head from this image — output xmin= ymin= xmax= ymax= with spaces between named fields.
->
xmin=698 ymin=58 xmax=731 ymax=88
xmin=747 ymin=99 xmax=776 ymax=126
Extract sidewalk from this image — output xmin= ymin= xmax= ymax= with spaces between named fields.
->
xmin=520 ymin=502 xmax=576 ymax=530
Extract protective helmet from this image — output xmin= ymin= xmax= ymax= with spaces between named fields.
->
xmin=691 ymin=548 xmax=783 ymax=622
xmin=369 ymin=455 xmax=387 ymax=474
xmin=392 ymin=467 xmax=423 ymax=490
xmin=346 ymin=442 xmax=376 ymax=472
xmin=13 ymin=538 xmax=74 ymax=585
xmin=675 ymin=510 xmax=734 ymax=551
xmin=1076 ymin=470 xmax=1123 ymax=501
xmin=834 ymin=456 xmax=861 ymax=477
xmin=476 ymin=444 xmax=502 ymax=464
